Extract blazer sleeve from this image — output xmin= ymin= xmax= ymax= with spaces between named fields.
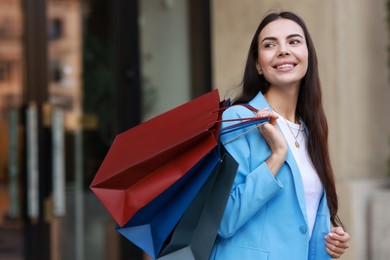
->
xmin=218 ymin=106 xmax=284 ymax=238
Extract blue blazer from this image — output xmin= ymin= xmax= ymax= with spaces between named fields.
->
xmin=210 ymin=91 xmax=331 ymax=260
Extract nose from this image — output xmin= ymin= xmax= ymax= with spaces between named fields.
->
xmin=278 ymin=45 xmax=291 ymax=56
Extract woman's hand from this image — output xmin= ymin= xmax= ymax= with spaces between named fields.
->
xmin=325 ymin=227 xmax=350 ymax=258
xmin=256 ymin=108 xmax=287 ymax=176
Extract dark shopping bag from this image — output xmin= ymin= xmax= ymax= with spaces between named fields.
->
xmin=157 ymin=150 xmax=238 ymax=260
xmin=116 ymin=149 xmax=220 ymax=259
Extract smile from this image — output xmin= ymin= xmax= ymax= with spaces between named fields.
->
xmin=274 ymin=63 xmax=296 ymax=69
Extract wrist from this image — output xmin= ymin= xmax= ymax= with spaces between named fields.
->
xmin=266 ymin=151 xmax=286 ymax=176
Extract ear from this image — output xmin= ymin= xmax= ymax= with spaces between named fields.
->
xmin=255 ymin=62 xmax=262 ymax=75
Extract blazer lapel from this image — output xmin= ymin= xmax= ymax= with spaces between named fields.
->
xmin=285 ymin=149 xmax=308 ymax=225
xmin=249 ymin=91 xmax=309 ymax=225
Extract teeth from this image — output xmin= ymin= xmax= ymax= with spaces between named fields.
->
xmin=277 ymin=64 xmax=294 ymax=69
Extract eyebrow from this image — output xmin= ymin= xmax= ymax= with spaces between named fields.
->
xmin=260 ymin=34 xmax=304 ymax=43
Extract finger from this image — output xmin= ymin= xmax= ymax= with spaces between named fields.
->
xmin=336 ymin=233 xmax=350 ymax=243
xmin=331 ymin=227 xmax=345 ymax=235
xmin=256 ymin=109 xmax=278 ymax=118
xmin=257 ymin=108 xmax=269 ymax=112
xmin=325 ymin=240 xmax=346 ymax=255
xmin=331 ymin=228 xmax=351 ymax=244
xmin=325 ymin=235 xmax=349 ymax=249
xmin=256 ymin=108 xmax=269 ymax=116
xmin=256 ymin=108 xmax=269 ymax=117
xmin=326 ymin=247 xmax=341 ymax=259
xmin=328 ymin=231 xmax=350 ymax=243
xmin=256 ymin=111 xmax=279 ymax=127
xmin=268 ymin=112 xmax=279 ymax=125
xmin=341 ymin=232 xmax=351 ymax=245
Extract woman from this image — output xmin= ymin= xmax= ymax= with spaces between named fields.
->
xmin=211 ymin=11 xmax=350 ymax=259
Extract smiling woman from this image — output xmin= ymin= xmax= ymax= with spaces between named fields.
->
xmin=209 ymin=11 xmax=350 ymax=260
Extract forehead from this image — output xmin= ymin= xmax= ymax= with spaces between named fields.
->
xmin=259 ymin=18 xmax=305 ymax=40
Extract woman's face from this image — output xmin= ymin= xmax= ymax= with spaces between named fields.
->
xmin=256 ymin=18 xmax=308 ymax=89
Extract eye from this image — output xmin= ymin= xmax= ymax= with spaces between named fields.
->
xmin=289 ymin=39 xmax=301 ymax=45
xmin=263 ymin=42 xmax=275 ymax=48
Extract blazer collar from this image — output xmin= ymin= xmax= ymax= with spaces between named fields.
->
xmin=248 ymin=91 xmax=270 ymax=111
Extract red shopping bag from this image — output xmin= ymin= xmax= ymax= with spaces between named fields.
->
xmin=90 ymin=90 xmax=223 ymax=227
xmin=90 ymin=89 xmax=266 ymax=228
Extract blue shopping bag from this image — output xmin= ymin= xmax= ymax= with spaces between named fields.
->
xmin=116 ymin=149 xmax=220 ymax=258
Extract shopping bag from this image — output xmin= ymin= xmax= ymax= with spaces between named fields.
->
xmin=90 ymin=90 xmax=223 ymax=227
xmin=116 ymin=149 xmax=220 ymax=259
xmin=157 ymin=149 xmax=238 ymax=260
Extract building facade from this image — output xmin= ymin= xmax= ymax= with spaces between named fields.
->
xmin=212 ymin=1 xmax=390 ymax=260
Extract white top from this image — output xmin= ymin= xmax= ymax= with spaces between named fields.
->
xmin=276 ymin=114 xmax=324 ymax=239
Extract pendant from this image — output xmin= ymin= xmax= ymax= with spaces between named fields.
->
xmin=295 ymin=140 xmax=300 ymax=148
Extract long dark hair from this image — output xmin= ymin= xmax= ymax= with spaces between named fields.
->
xmin=234 ymin=11 xmax=343 ymax=228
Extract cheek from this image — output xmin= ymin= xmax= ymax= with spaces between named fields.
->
xmin=258 ymin=53 xmax=272 ymax=70
xmin=301 ymin=49 xmax=309 ymax=67
xmin=302 ymin=54 xmax=309 ymax=72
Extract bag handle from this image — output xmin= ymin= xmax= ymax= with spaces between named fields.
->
xmin=217 ymin=104 xmax=268 ymax=144
xmin=237 ymin=104 xmax=258 ymax=113
xmin=218 ymin=104 xmax=267 ymax=132
xmin=210 ymin=103 xmax=264 ymax=127
xmin=221 ymin=124 xmax=264 ymax=145
xmin=211 ymin=103 xmax=259 ymax=115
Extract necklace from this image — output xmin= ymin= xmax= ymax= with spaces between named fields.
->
xmin=281 ymin=116 xmax=302 ymax=148
xmin=271 ymin=107 xmax=302 ymax=148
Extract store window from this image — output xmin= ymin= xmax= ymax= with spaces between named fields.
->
xmin=140 ymin=0 xmax=191 ymax=121
xmin=0 ymin=0 xmax=24 ymax=259
xmin=0 ymin=0 xmax=211 ymax=259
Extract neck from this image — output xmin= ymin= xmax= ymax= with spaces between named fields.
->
xmin=264 ymin=87 xmax=299 ymax=123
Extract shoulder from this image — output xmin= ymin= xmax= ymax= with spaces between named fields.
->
xmin=222 ymin=105 xmax=257 ymax=121
xmin=222 ymin=91 xmax=269 ymax=120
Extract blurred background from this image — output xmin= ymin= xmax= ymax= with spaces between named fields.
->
xmin=0 ymin=0 xmax=389 ymax=259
